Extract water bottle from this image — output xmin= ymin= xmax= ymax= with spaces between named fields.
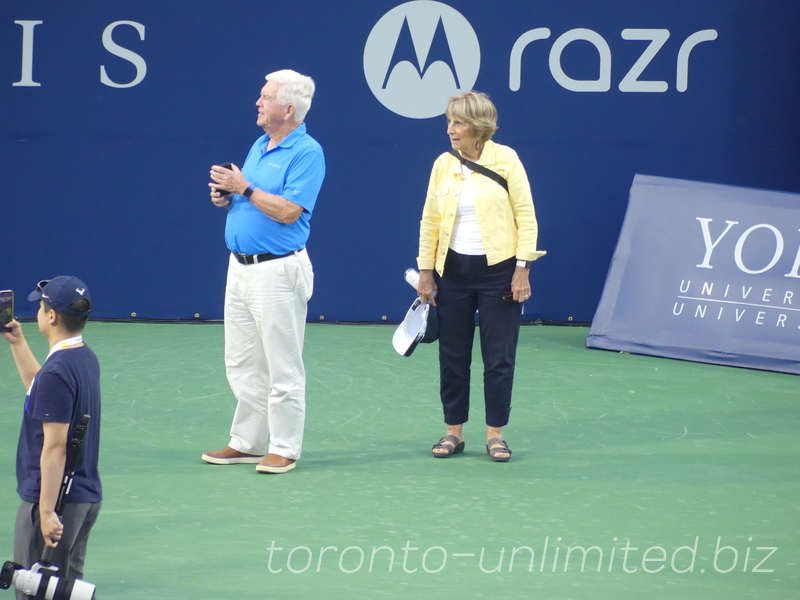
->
xmin=404 ymin=268 xmax=420 ymax=290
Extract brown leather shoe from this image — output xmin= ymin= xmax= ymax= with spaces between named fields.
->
xmin=201 ymin=446 xmax=264 ymax=465
xmin=255 ymin=453 xmax=296 ymax=474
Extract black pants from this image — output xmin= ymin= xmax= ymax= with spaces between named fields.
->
xmin=435 ymin=250 xmax=522 ymax=427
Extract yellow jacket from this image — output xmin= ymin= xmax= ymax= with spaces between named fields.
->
xmin=417 ymin=140 xmax=546 ymax=275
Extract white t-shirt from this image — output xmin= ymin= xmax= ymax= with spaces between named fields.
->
xmin=449 ymin=164 xmax=486 ymax=255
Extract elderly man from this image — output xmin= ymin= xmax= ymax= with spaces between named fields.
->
xmin=202 ymin=69 xmax=326 ymax=474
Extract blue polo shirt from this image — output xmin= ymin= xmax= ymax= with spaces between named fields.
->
xmin=225 ymin=123 xmax=326 ymax=255
xmin=17 ymin=345 xmax=102 ymax=505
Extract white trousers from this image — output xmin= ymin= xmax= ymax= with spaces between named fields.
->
xmin=224 ymin=250 xmax=313 ymax=460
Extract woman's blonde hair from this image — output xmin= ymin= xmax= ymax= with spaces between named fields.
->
xmin=445 ymin=91 xmax=498 ymax=152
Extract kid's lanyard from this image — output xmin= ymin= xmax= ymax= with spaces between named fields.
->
xmin=26 ymin=335 xmax=83 ymax=396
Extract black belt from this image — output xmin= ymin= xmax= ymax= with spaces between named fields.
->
xmin=233 ymin=251 xmax=295 ymax=265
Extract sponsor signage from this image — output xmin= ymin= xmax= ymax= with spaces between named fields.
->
xmin=363 ymin=1 xmax=480 ymax=119
xmin=11 ymin=19 xmax=147 ymax=88
xmin=363 ymin=0 xmax=718 ymax=119
xmin=2 ymin=2 xmax=798 ymax=321
xmin=587 ymin=175 xmax=800 ymax=374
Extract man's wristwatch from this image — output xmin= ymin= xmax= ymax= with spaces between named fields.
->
xmin=516 ymin=259 xmax=531 ymax=270
xmin=243 ymin=185 xmax=255 ymax=199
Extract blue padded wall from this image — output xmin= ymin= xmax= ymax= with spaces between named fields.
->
xmin=2 ymin=1 xmax=799 ymax=321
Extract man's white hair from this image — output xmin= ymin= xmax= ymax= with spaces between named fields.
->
xmin=265 ymin=69 xmax=316 ymax=124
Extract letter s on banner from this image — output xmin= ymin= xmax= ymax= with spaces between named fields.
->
xmin=100 ymin=21 xmax=147 ymax=88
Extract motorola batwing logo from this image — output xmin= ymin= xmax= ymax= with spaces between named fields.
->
xmin=364 ymin=1 xmax=480 ymax=119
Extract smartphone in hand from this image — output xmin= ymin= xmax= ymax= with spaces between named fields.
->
xmin=0 ymin=290 xmax=14 ymax=332
xmin=213 ymin=162 xmax=234 ymax=196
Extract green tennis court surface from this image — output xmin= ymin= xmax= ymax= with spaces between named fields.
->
xmin=1 ymin=322 xmax=797 ymax=599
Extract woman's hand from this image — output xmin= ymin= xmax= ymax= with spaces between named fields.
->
xmin=417 ymin=270 xmax=438 ymax=307
xmin=511 ymin=267 xmax=531 ymax=303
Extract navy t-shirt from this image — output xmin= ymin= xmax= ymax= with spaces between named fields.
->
xmin=16 ymin=344 xmax=102 ymax=504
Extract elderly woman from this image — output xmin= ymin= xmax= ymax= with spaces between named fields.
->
xmin=416 ymin=91 xmax=545 ymax=462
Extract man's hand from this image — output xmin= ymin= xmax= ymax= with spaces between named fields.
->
xmin=1 ymin=319 xmax=24 ymax=345
xmin=2 ymin=320 xmax=39 ymax=388
xmin=209 ymin=186 xmax=232 ymax=208
xmin=209 ymin=163 xmax=247 ymax=198
xmin=40 ymin=510 xmax=64 ymax=549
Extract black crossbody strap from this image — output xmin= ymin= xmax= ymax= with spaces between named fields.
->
xmin=448 ymin=149 xmax=509 ymax=193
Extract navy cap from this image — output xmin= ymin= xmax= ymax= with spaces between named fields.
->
xmin=28 ymin=276 xmax=92 ymax=316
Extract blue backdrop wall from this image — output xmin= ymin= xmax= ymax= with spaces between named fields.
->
xmin=2 ymin=1 xmax=799 ymax=322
